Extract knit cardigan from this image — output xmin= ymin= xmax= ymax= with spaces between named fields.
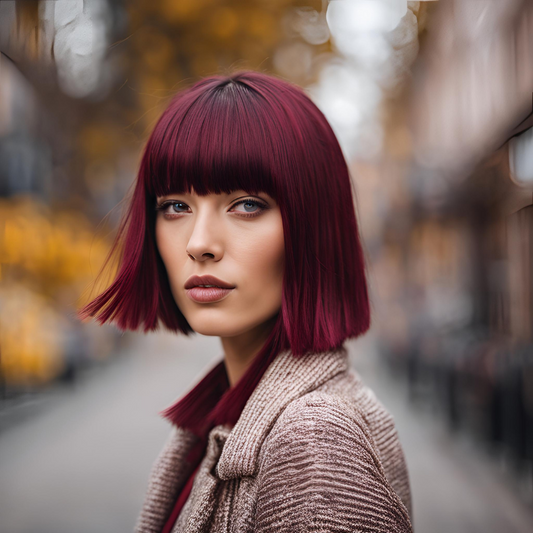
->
xmin=134 ymin=348 xmax=413 ymax=533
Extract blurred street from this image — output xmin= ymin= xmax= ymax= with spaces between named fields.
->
xmin=1 ymin=331 xmax=533 ymax=533
xmin=0 ymin=333 xmax=221 ymax=533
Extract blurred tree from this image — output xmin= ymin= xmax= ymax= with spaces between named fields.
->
xmin=0 ymin=0 xmax=329 ymax=387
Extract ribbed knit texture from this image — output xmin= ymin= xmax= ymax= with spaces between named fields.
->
xmin=134 ymin=427 xmax=199 ymax=533
xmin=134 ymin=348 xmax=413 ymax=533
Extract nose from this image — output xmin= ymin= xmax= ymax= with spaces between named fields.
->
xmin=185 ymin=209 xmax=224 ymax=262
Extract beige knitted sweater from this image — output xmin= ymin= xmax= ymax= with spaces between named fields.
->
xmin=135 ymin=348 xmax=413 ymax=533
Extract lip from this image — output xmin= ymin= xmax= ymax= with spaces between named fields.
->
xmin=186 ymin=287 xmax=234 ymax=303
xmin=184 ymin=275 xmax=236 ymax=304
xmin=184 ymin=275 xmax=235 ymax=290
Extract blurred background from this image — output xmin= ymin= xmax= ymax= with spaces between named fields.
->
xmin=1 ymin=1 xmax=533 ymax=532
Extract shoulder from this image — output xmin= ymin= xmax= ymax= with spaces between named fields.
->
xmin=265 ymin=367 xmax=391 ymax=448
xmin=273 ymin=387 xmax=371 ymax=435
xmin=287 ymin=371 xmax=413 ymax=517
xmin=254 ymin=390 xmax=412 ymax=532
xmin=261 ymin=388 xmax=382 ymax=469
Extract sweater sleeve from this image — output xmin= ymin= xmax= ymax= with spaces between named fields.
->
xmin=253 ymin=393 xmax=413 ymax=533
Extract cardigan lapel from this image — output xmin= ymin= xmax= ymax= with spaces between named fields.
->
xmin=215 ymin=347 xmax=349 ymax=480
xmin=176 ymin=425 xmax=233 ymax=533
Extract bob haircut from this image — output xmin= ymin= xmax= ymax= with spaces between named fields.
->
xmin=79 ymin=70 xmax=370 ymax=359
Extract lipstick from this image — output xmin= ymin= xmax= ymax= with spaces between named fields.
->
xmin=184 ymin=275 xmax=235 ymax=303
xmin=186 ymin=287 xmax=234 ymax=303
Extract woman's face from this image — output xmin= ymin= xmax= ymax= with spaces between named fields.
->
xmin=155 ymin=189 xmax=284 ymax=338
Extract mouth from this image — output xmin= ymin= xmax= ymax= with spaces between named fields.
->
xmin=186 ymin=286 xmax=234 ymax=303
xmin=184 ymin=275 xmax=236 ymax=303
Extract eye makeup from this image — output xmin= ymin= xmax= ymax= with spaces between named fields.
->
xmin=155 ymin=196 xmax=270 ymax=220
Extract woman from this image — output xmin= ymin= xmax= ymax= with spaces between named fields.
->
xmin=80 ymin=71 xmax=413 ymax=533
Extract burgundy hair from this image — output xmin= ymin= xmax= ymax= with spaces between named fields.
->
xmin=79 ymin=70 xmax=370 ymax=431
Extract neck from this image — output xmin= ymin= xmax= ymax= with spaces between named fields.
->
xmin=220 ymin=316 xmax=277 ymax=388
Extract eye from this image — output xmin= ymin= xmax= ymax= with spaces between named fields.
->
xmin=230 ymin=198 xmax=268 ymax=218
xmin=156 ymin=201 xmax=191 ymax=217
xmin=155 ymin=197 xmax=269 ymax=219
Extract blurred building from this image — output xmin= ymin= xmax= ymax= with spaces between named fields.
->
xmin=374 ymin=0 xmax=533 ymax=495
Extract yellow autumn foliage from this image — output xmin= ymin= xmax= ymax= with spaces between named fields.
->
xmin=0 ymin=195 xmax=113 ymax=386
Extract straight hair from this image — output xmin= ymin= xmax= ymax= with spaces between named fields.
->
xmin=79 ymin=71 xmax=370 ymax=428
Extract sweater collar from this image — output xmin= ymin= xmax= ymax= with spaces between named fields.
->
xmin=139 ymin=348 xmax=349 ymax=532
xmin=215 ymin=346 xmax=349 ymax=479
xmin=159 ymin=346 xmax=350 ymax=479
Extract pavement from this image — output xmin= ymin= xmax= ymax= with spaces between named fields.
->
xmin=0 ymin=329 xmax=532 ymax=533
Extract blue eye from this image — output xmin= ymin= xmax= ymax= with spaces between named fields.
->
xmin=156 ymin=197 xmax=268 ymax=219
xmin=171 ymin=202 xmax=188 ymax=212
xmin=231 ymin=199 xmax=267 ymax=216
xmin=243 ymin=201 xmax=258 ymax=212
xmin=155 ymin=200 xmax=190 ymax=216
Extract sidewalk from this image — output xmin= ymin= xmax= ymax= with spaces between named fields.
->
xmin=0 ymin=332 xmax=221 ymax=533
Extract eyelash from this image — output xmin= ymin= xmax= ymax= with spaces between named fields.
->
xmin=155 ymin=198 xmax=269 ymax=219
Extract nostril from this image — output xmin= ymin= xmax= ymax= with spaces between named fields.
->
xmin=202 ymin=253 xmax=215 ymax=259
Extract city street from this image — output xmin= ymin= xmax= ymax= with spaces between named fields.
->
xmin=1 ymin=330 xmax=532 ymax=533
xmin=2 ymin=2 xmax=533 ymax=533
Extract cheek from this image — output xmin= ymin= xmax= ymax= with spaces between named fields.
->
xmin=155 ymin=221 xmax=187 ymax=292
xmin=234 ymin=221 xmax=285 ymax=305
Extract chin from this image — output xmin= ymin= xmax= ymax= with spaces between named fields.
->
xmin=187 ymin=314 xmax=252 ymax=338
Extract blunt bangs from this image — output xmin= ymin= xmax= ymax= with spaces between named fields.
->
xmin=145 ymin=81 xmax=278 ymax=200
xmin=79 ymin=70 xmax=371 ymax=357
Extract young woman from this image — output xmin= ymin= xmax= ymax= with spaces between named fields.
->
xmin=80 ymin=71 xmax=413 ymax=533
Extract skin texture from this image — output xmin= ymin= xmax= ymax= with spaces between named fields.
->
xmin=155 ymin=189 xmax=285 ymax=387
